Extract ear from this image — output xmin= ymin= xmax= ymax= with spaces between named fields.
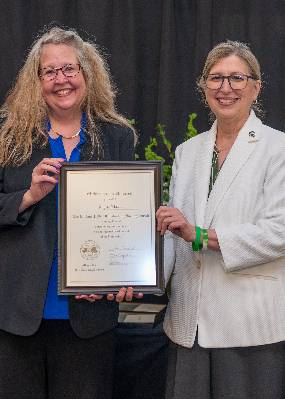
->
xmin=253 ymin=79 xmax=261 ymax=101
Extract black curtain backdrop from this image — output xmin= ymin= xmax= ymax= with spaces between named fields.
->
xmin=1 ymin=2 xmax=284 ymax=397
xmin=0 ymin=0 xmax=284 ymax=156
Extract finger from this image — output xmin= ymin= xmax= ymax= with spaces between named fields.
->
xmin=156 ymin=206 xmax=168 ymax=217
xmin=157 ymin=212 xmax=169 ymax=232
xmin=75 ymin=294 xmax=103 ymax=302
xmin=35 ymin=158 xmax=63 ymax=172
xmin=75 ymin=294 xmax=92 ymax=301
xmin=115 ymin=287 xmax=127 ymax=303
xmin=134 ymin=292 xmax=144 ymax=299
xmin=107 ymin=293 xmax=115 ymax=301
xmin=33 ymin=174 xmax=58 ymax=185
xmin=168 ymin=221 xmax=183 ymax=230
xmin=157 ymin=209 xmax=181 ymax=233
xmin=160 ymin=216 xmax=178 ymax=235
xmin=156 ymin=216 xmax=162 ymax=232
xmin=125 ymin=287 xmax=133 ymax=302
xmin=89 ymin=294 xmax=103 ymax=300
xmin=35 ymin=164 xmax=61 ymax=176
xmin=156 ymin=207 xmax=171 ymax=231
xmin=41 ymin=157 xmax=65 ymax=165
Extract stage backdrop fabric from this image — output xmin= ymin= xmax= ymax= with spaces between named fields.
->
xmin=0 ymin=2 xmax=284 ymax=398
xmin=0 ymin=0 xmax=284 ymax=157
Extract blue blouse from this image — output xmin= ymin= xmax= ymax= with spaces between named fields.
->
xmin=43 ymin=128 xmax=86 ymax=319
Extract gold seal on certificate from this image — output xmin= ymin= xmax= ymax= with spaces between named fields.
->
xmin=58 ymin=161 xmax=164 ymax=294
xmin=80 ymin=240 xmax=100 ymax=260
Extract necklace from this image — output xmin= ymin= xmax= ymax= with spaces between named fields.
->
xmin=49 ymin=127 xmax=81 ymax=140
xmin=46 ymin=113 xmax=87 ymax=140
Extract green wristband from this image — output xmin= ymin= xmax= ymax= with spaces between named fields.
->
xmin=192 ymin=226 xmax=202 ymax=252
xmin=201 ymin=228 xmax=209 ymax=250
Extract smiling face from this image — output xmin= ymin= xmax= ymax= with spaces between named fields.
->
xmin=204 ymin=54 xmax=261 ymax=125
xmin=40 ymin=43 xmax=86 ymax=117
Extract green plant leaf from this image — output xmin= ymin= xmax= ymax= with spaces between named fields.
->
xmin=185 ymin=113 xmax=198 ymax=141
xmin=132 ymin=113 xmax=198 ymax=204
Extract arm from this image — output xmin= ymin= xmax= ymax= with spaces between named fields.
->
xmin=0 ymin=167 xmax=34 ymax=227
xmin=0 ymin=157 xmax=64 ymax=228
xmin=156 ymin=206 xmax=220 ymax=250
xmin=19 ymin=157 xmax=64 ymax=212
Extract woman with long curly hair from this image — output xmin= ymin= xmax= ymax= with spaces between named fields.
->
xmin=0 ymin=26 xmax=138 ymax=399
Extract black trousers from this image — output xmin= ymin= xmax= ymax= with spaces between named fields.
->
xmin=166 ymin=338 xmax=285 ymax=399
xmin=0 ymin=320 xmax=115 ymax=399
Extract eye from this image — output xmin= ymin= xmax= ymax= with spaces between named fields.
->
xmin=63 ymin=64 xmax=76 ymax=73
xmin=45 ymin=69 xmax=55 ymax=76
xmin=208 ymin=75 xmax=223 ymax=82
xmin=41 ymin=68 xmax=56 ymax=77
xmin=230 ymin=74 xmax=246 ymax=82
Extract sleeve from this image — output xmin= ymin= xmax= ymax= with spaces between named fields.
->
xmin=0 ymin=167 xmax=35 ymax=228
xmin=216 ymin=146 xmax=285 ymax=272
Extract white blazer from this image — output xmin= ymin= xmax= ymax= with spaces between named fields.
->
xmin=163 ymin=112 xmax=285 ymax=348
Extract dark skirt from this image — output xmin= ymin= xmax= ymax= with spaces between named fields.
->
xmin=166 ymin=337 xmax=285 ymax=399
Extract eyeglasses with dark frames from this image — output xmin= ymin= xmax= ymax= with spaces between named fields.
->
xmin=205 ymin=73 xmax=256 ymax=90
xmin=39 ymin=63 xmax=81 ymax=81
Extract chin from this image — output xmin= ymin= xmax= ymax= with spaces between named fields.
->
xmin=214 ymin=109 xmax=237 ymax=121
xmin=55 ymin=102 xmax=77 ymax=111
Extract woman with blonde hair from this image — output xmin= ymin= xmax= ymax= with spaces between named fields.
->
xmin=0 ymin=26 xmax=137 ymax=399
xmin=157 ymin=41 xmax=285 ymax=399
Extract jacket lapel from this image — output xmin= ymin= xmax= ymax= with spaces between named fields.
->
xmin=193 ymin=121 xmax=217 ymax=226
xmin=204 ymin=112 xmax=262 ymax=227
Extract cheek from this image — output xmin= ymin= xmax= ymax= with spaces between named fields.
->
xmin=80 ymin=77 xmax=87 ymax=91
xmin=243 ymin=93 xmax=257 ymax=106
xmin=77 ymin=81 xmax=87 ymax=99
xmin=76 ymin=73 xmax=87 ymax=91
xmin=205 ymin=91 xmax=216 ymax=106
xmin=40 ymin=82 xmax=52 ymax=99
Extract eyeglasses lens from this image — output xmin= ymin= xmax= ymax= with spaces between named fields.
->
xmin=40 ymin=64 xmax=80 ymax=81
xmin=205 ymin=74 xmax=248 ymax=90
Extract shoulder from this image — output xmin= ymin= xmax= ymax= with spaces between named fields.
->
xmin=175 ymin=130 xmax=208 ymax=157
xmin=96 ymin=120 xmax=134 ymax=141
xmin=92 ymin=120 xmax=135 ymax=161
xmin=259 ymin=122 xmax=285 ymax=154
xmin=261 ymin=123 xmax=285 ymax=140
xmin=245 ymin=112 xmax=285 ymax=149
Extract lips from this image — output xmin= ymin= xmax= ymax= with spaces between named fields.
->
xmin=216 ymin=97 xmax=239 ymax=106
xmin=54 ymin=88 xmax=73 ymax=96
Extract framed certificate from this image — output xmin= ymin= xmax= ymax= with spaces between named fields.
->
xmin=58 ymin=161 xmax=164 ymax=294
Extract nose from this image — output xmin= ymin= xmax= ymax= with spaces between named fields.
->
xmin=54 ymin=69 xmax=68 ymax=83
xmin=219 ymin=77 xmax=232 ymax=92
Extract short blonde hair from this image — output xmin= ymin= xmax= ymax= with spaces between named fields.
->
xmin=197 ymin=40 xmax=262 ymax=117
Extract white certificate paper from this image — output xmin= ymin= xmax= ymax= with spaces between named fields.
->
xmin=58 ymin=162 xmax=164 ymax=294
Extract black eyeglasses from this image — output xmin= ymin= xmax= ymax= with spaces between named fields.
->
xmin=205 ymin=73 xmax=255 ymax=90
xmin=39 ymin=63 xmax=81 ymax=81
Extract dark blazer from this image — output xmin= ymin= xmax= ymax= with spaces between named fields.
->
xmin=0 ymin=122 xmax=135 ymax=337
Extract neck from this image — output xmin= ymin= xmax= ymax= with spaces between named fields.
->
xmin=48 ymin=109 xmax=82 ymax=126
xmin=216 ymin=112 xmax=250 ymax=143
xmin=47 ymin=109 xmax=83 ymax=139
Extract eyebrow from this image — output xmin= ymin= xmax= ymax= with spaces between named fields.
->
xmin=40 ymin=62 xmax=74 ymax=69
xmin=208 ymin=71 xmax=249 ymax=75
